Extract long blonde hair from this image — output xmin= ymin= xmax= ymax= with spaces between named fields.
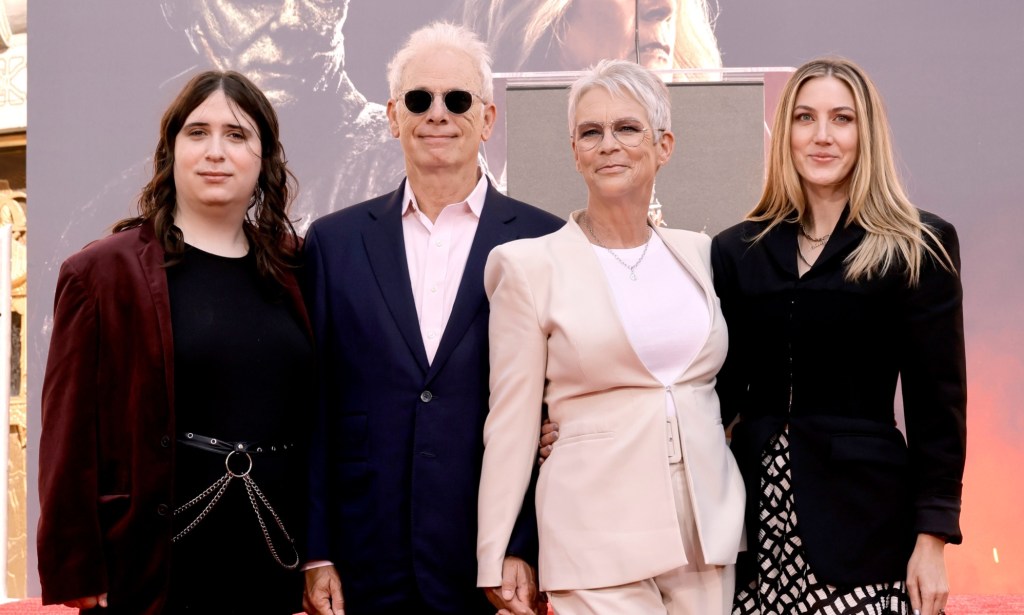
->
xmin=461 ymin=0 xmax=721 ymax=72
xmin=751 ymin=57 xmax=953 ymax=285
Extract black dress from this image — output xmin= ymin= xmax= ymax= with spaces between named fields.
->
xmin=164 ymin=246 xmax=313 ymax=613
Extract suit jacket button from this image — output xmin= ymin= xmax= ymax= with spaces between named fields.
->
xmin=420 ymin=391 xmax=433 ymax=403
xmin=157 ymin=503 xmax=169 ymax=516
xmin=160 ymin=436 xmax=171 ymax=448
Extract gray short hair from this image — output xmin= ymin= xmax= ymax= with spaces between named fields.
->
xmin=386 ymin=21 xmax=494 ymax=103
xmin=567 ymin=59 xmax=672 ymax=142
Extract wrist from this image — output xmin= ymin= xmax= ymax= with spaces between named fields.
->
xmin=916 ymin=532 xmax=947 ymax=551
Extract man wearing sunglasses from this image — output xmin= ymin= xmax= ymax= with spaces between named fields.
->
xmin=302 ymin=21 xmax=563 ymax=615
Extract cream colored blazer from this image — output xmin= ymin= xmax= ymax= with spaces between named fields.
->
xmin=477 ymin=213 xmax=745 ymax=592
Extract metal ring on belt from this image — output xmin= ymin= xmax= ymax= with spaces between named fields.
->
xmin=224 ymin=451 xmax=253 ymax=478
xmin=172 ymin=431 xmax=300 ymax=569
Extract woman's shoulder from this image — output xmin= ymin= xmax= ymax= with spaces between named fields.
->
xmin=918 ymin=209 xmax=959 ymax=243
xmin=485 ymin=223 xmax=579 ymax=290
xmin=493 ymin=222 xmax=574 ymax=258
xmin=660 ymin=226 xmax=711 ymax=244
xmin=59 ymin=224 xmax=153 ymax=282
xmin=713 ymin=218 xmax=767 ymax=245
xmin=916 ymin=208 xmax=962 ymax=273
xmin=66 ymin=225 xmax=146 ymax=263
xmin=658 ymin=227 xmax=713 ymax=258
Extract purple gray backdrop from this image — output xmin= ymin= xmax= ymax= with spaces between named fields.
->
xmin=28 ymin=0 xmax=1023 ymax=594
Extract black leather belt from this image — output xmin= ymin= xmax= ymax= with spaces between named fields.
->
xmin=172 ymin=431 xmax=300 ymax=569
xmin=177 ymin=432 xmax=298 ymax=455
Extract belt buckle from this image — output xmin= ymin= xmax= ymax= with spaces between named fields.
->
xmin=666 ymin=416 xmax=682 ymax=463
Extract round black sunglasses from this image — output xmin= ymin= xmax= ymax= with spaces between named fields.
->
xmin=400 ymin=89 xmax=482 ymax=115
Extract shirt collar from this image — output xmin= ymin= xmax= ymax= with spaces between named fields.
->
xmin=401 ymin=172 xmax=488 ymax=219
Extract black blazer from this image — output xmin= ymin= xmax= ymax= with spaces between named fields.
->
xmin=301 ymin=179 xmax=563 ymax=613
xmin=710 ymin=208 xmax=966 ymax=588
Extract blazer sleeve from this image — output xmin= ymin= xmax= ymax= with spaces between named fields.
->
xmin=477 ymin=244 xmax=547 ymax=587
xmin=37 ymin=259 xmax=109 ymax=603
xmin=710 ymin=233 xmax=743 ymax=428
xmin=300 ymin=224 xmax=334 ymax=562
xmin=899 ymin=218 xmax=967 ymax=543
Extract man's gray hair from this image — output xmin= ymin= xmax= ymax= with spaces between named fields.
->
xmin=387 ymin=21 xmax=494 ymax=102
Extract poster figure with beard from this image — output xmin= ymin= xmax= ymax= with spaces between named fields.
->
xmin=43 ymin=0 xmax=408 ymax=298
xmin=155 ymin=0 xmax=406 ymax=228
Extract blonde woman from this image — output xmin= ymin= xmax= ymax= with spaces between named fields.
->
xmin=711 ymin=58 xmax=965 ymax=615
xmin=461 ymin=0 xmax=721 ymax=73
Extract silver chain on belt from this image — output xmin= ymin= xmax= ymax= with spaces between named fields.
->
xmin=172 ymin=450 xmax=300 ymax=570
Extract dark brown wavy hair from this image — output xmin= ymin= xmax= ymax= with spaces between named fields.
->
xmin=114 ymin=70 xmax=299 ymax=289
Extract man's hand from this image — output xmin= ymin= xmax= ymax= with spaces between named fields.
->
xmin=304 ymin=565 xmax=345 ymax=615
xmin=906 ymin=533 xmax=949 ymax=615
xmin=538 ymin=420 xmax=559 ymax=465
xmin=485 ymin=556 xmax=541 ymax=615
xmin=63 ymin=593 xmax=108 ymax=609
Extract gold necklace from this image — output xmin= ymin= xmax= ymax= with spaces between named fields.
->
xmin=797 ymin=246 xmax=814 ymax=268
xmin=799 ymin=222 xmax=830 ymax=250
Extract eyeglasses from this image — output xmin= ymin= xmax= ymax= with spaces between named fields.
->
xmin=399 ymin=89 xmax=483 ymax=115
xmin=573 ymin=118 xmax=657 ymax=151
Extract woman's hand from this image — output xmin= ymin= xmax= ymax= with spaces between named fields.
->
xmin=906 ymin=533 xmax=948 ymax=615
xmin=538 ymin=420 xmax=559 ymax=465
xmin=63 ymin=593 xmax=108 ymax=609
xmin=484 ymin=556 xmax=541 ymax=615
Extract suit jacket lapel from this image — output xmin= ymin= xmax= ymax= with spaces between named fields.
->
xmin=363 ymin=182 xmax=430 ymax=372
xmin=654 ymin=225 xmax=716 ymax=324
xmin=426 ymin=183 xmax=516 ymax=381
xmin=654 ymin=226 xmax=724 ymax=379
xmin=761 ymin=217 xmax=800 ymax=278
xmin=282 ymin=272 xmax=313 ymax=343
xmin=563 ymin=213 xmax=657 ymax=385
xmin=814 ymin=205 xmax=865 ymax=270
xmin=136 ymin=222 xmax=176 ymax=410
xmin=761 ymin=205 xmax=865 ymax=278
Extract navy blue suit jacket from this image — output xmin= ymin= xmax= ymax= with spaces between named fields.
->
xmin=302 ymin=179 xmax=563 ymax=613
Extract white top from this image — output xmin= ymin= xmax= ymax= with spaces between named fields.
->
xmin=591 ymin=231 xmax=711 ymax=416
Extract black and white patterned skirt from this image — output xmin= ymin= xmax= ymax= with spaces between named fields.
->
xmin=732 ymin=432 xmax=911 ymax=615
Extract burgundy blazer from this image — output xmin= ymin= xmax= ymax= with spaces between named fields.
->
xmin=37 ymin=221 xmax=310 ymax=613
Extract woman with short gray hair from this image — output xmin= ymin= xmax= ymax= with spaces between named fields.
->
xmin=477 ymin=59 xmax=743 ymax=614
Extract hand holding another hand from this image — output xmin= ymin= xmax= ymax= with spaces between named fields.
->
xmin=538 ymin=420 xmax=559 ymax=465
xmin=485 ymin=556 xmax=543 ymax=615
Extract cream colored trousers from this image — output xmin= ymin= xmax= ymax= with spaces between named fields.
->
xmin=547 ymin=461 xmax=735 ymax=615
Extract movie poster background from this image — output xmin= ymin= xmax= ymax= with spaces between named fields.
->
xmin=27 ymin=0 xmax=1023 ymax=594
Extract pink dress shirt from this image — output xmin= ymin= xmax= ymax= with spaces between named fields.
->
xmin=401 ymin=174 xmax=487 ymax=364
